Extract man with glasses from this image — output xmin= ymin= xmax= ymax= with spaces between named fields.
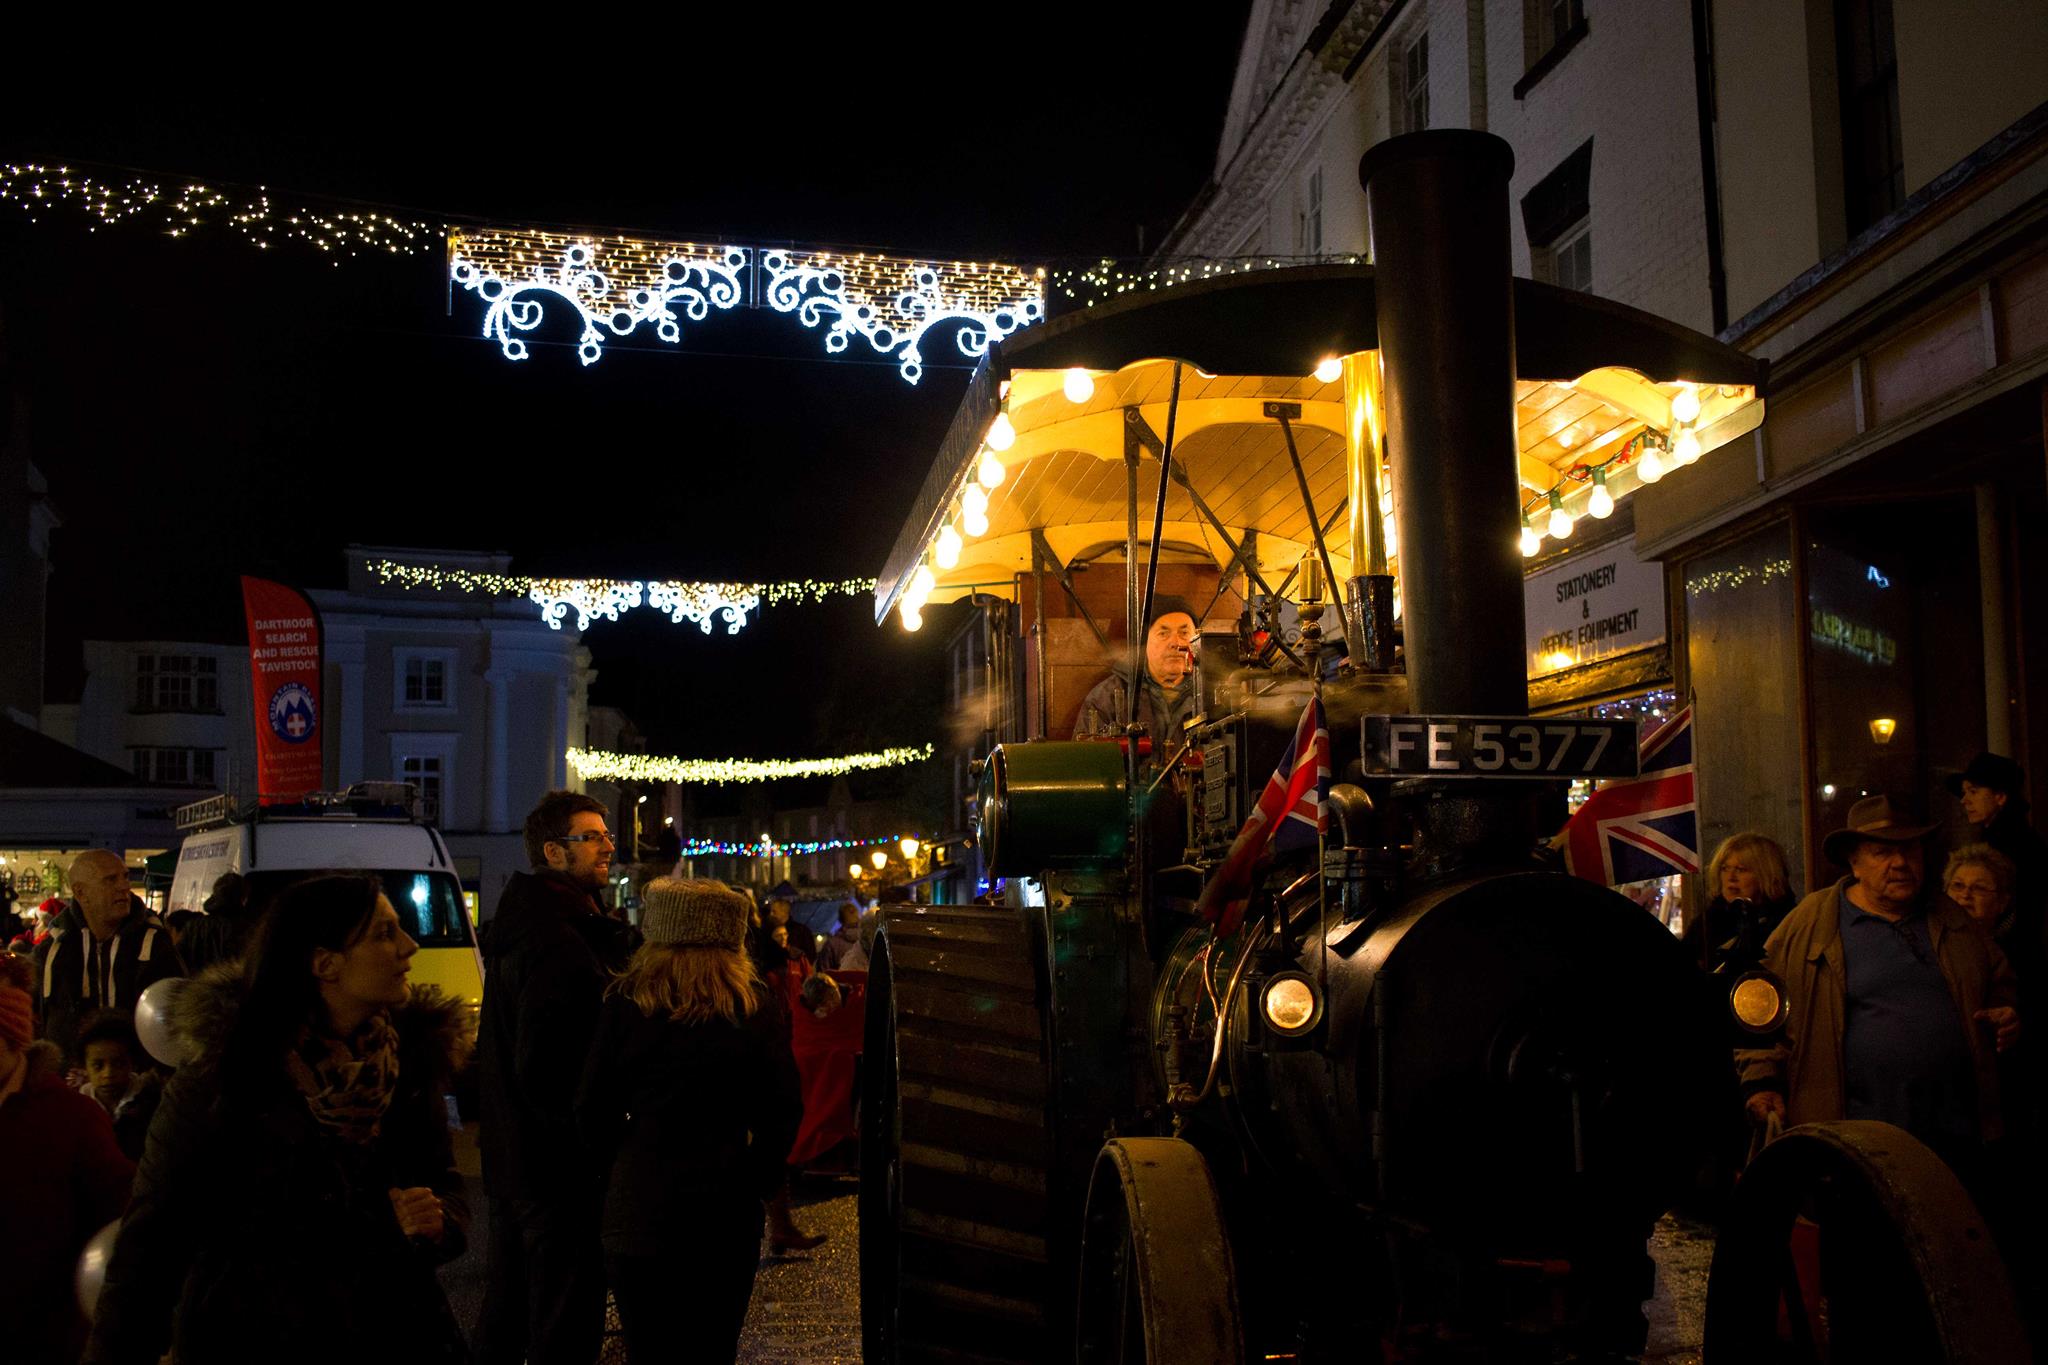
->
xmin=475 ymin=792 xmax=640 ymax=1365
xmin=1737 ymin=795 xmax=2020 ymax=1176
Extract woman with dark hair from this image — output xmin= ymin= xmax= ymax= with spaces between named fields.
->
xmin=577 ymin=878 xmax=802 ymax=1363
xmin=85 ymin=873 xmax=473 ymax=1365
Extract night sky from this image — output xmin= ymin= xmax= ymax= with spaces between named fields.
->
xmin=0 ymin=15 xmax=1247 ymax=764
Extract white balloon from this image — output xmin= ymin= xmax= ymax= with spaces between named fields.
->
xmin=134 ymin=976 xmax=190 ymax=1067
xmin=76 ymin=1218 xmax=121 ymax=1320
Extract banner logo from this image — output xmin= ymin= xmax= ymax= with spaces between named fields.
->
xmin=268 ymin=683 xmax=318 ymax=744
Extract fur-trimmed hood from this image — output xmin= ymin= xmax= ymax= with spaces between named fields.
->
xmin=173 ymin=962 xmax=475 ymax=1084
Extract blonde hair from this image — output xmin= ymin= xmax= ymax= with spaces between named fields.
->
xmin=611 ymin=942 xmax=762 ymax=1025
xmin=1943 ymin=842 xmax=2016 ymax=896
xmin=1705 ymin=832 xmax=1792 ymax=903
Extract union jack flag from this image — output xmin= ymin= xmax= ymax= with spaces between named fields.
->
xmin=1196 ymin=696 xmax=1330 ymax=937
xmin=1562 ymin=704 xmax=1698 ymax=886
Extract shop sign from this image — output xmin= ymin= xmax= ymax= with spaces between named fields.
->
xmin=1524 ymin=546 xmax=1666 ymax=677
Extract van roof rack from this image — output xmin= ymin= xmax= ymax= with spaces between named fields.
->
xmin=174 ymin=782 xmax=422 ymax=832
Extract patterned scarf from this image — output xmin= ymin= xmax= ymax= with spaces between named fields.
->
xmin=285 ymin=1011 xmax=401 ymax=1145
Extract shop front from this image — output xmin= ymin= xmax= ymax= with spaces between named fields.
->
xmin=1525 ymin=521 xmax=1685 ymax=932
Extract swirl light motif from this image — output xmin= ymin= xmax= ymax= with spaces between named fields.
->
xmin=645 ymin=581 xmax=764 ymax=635
xmin=528 ymin=580 xmax=646 ymax=631
xmin=760 ymin=248 xmax=1043 ymax=384
xmin=448 ymin=231 xmax=746 ymax=366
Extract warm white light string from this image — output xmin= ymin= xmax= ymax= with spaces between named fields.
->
xmin=365 ymin=559 xmax=874 ymax=633
xmin=568 ymin=743 xmax=934 ymax=786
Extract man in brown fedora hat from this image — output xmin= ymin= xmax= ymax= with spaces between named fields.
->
xmin=1736 ymin=794 xmax=2020 ymax=1169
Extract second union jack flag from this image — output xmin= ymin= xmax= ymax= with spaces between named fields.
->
xmin=1563 ymin=704 xmax=1698 ymax=886
xmin=1196 ymin=696 xmax=1331 ymax=937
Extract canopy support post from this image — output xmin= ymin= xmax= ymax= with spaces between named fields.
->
xmin=1031 ymin=528 xmax=1111 ymax=652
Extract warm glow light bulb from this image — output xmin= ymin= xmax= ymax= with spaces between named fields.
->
xmin=987 ymin=411 xmax=1016 ymax=451
xmin=977 ymin=448 xmax=1006 ymax=489
xmin=935 ymin=523 xmax=963 ymax=569
xmin=963 ymin=509 xmax=990 ymax=538
xmin=899 ymin=600 xmax=922 ymax=632
xmin=899 ymin=837 xmax=921 ymax=859
xmin=1670 ymin=384 xmax=1702 ymax=425
xmin=1063 ymin=368 xmax=1095 ymax=403
xmin=1314 ymin=356 xmax=1343 ymax=384
xmin=1673 ymin=429 xmax=1702 ymax=465
xmin=871 ymin=849 xmax=889 ymax=869
xmin=908 ymin=564 xmax=936 ymax=606
xmin=1635 ymin=445 xmax=1666 ymax=483
xmin=850 ymin=862 xmax=863 ymax=879
xmin=1548 ymin=503 xmax=1574 ymax=540
xmin=961 ymin=484 xmax=988 ymax=519
xmin=1520 ymin=521 xmax=1542 ymax=557
xmin=1588 ymin=472 xmax=1615 ymax=519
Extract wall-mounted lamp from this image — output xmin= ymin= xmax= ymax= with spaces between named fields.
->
xmin=1869 ymin=717 xmax=1898 ymax=745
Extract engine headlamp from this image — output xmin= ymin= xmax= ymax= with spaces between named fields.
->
xmin=1728 ymin=970 xmax=1789 ymax=1034
xmin=1259 ymin=971 xmax=1323 ymax=1038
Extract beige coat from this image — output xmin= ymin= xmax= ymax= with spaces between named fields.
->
xmin=1735 ymin=878 xmax=2018 ymax=1141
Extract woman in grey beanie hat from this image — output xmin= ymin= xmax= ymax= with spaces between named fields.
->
xmin=575 ymin=879 xmax=802 ymax=1363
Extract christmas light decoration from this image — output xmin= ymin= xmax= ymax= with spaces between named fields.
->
xmin=760 ymin=248 xmax=1043 ymax=385
xmin=1314 ymin=356 xmax=1343 ymax=384
xmin=1546 ymin=490 xmax=1574 ymax=541
xmin=567 ymin=742 xmax=934 ymax=786
xmin=1670 ymin=384 xmax=1702 ymax=425
xmin=1063 ymin=368 xmax=1096 ymax=403
xmin=677 ymin=830 xmax=925 ymax=858
xmin=449 ymin=230 xmax=747 ymax=366
xmin=985 ymin=412 xmax=1016 ymax=451
xmin=365 ymin=559 xmax=872 ymax=633
xmin=976 ymin=448 xmax=1006 ymax=490
xmin=1672 ymin=429 xmax=1702 ymax=466
xmin=1520 ymin=517 xmax=1542 ymax=558
xmin=0 ymin=162 xmax=441 ymax=258
xmin=934 ymin=523 xmax=963 ymax=569
xmin=1588 ymin=468 xmax=1615 ymax=519
xmin=1045 ymin=253 xmax=1366 ymax=309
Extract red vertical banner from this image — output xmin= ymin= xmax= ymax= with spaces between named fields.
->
xmin=240 ymin=576 xmax=324 ymax=803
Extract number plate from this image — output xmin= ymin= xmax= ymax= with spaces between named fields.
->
xmin=1361 ymin=715 xmax=1640 ymax=779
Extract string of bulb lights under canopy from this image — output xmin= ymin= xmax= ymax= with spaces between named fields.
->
xmin=1515 ymin=380 xmax=1717 ymax=560
xmin=365 ymin=559 xmax=874 ymax=634
xmin=566 ymin=743 xmax=934 ymax=787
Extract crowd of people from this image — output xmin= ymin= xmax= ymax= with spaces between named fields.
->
xmin=2 ymin=740 xmax=2042 ymax=1361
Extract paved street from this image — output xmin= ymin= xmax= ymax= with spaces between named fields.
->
xmin=443 ymin=1125 xmax=1708 ymax=1363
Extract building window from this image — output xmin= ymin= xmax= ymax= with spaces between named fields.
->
xmin=1295 ymin=166 xmax=1323 ymax=254
xmin=1522 ymin=139 xmax=1594 ymax=292
xmin=400 ymin=755 xmax=444 ymax=823
xmin=1395 ymin=30 xmax=1430 ymax=133
xmin=1524 ymin=0 xmax=1588 ymax=70
xmin=394 ymin=649 xmax=456 ymax=711
xmin=1836 ymin=0 xmax=1903 ymax=234
xmin=390 ymin=732 xmax=457 ymax=825
xmin=130 ymin=748 xmax=218 ymax=786
xmin=133 ymin=655 xmax=219 ymax=714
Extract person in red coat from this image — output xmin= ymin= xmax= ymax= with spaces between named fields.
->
xmin=0 ymin=957 xmax=136 ymax=1365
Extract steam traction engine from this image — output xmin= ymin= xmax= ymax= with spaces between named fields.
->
xmin=858 ymin=132 xmax=2025 ymax=1363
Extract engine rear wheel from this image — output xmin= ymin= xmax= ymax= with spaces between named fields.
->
xmin=1703 ymin=1120 xmax=2027 ymax=1363
xmin=1075 ymin=1137 xmax=1244 ymax=1365
xmin=861 ymin=906 xmax=1056 ymax=1364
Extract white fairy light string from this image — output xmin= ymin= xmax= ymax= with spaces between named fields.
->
xmin=365 ymin=559 xmax=873 ymax=634
xmin=567 ymin=743 xmax=934 ymax=786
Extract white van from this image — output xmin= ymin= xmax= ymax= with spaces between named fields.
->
xmin=170 ymin=784 xmax=484 ymax=1006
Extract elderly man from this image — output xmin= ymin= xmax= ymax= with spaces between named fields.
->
xmin=1075 ymin=595 xmax=1203 ymax=749
xmin=1738 ymin=796 xmax=2020 ymax=1171
xmin=31 ymin=850 xmax=183 ymax=1061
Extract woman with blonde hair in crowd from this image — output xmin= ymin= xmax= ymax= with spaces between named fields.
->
xmin=1683 ymin=831 xmax=1796 ymax=971
xmin=577 ymin=878 xmax=802 ymax=1364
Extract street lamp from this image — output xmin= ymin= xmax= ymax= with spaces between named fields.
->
xmin=900 ymin=837 xmax=921 ymax=859
xmin=849 ymin=861 xmax=863 ymax=880
xmin=871 ymin=850 xmax=888 ymax=870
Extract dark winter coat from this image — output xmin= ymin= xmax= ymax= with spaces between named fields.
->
xmin=0 ymin=1041 xmax=135 ymax=1365
xmin=1681 ymin=892 xmax=1797 ymax=972
xmin=33 ymin=896 xmax=184 ymax=1061
xmin=476 ymin=871 xmax=639 ymax=1202
xmin=574 ymin=990 xmax=802 ymax=1257
xmin=84 ymin=968 xmax=474 ymax=1365
xmin=1074 ymin=659 xmax=1203 ymax=748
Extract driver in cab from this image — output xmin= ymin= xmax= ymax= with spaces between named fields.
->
xmin=1075 ymin=596 xmax=1201 ymax=760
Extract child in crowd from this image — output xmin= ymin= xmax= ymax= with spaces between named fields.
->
xmin=75 ymin=1009 xmax=163 ymax=1161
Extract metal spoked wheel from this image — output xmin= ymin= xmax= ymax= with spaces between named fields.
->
xmin=860 ymin=906 xmax=1056 ymax=1365
xmin=1075 ymin=1137 xmax=1244 ymax=1365
xmin=1703 ymin=1120 xmax=2028 ymax=1364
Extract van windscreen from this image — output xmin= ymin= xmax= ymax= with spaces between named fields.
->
xmin=245 ymin=870 xmax=474 ymax=950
